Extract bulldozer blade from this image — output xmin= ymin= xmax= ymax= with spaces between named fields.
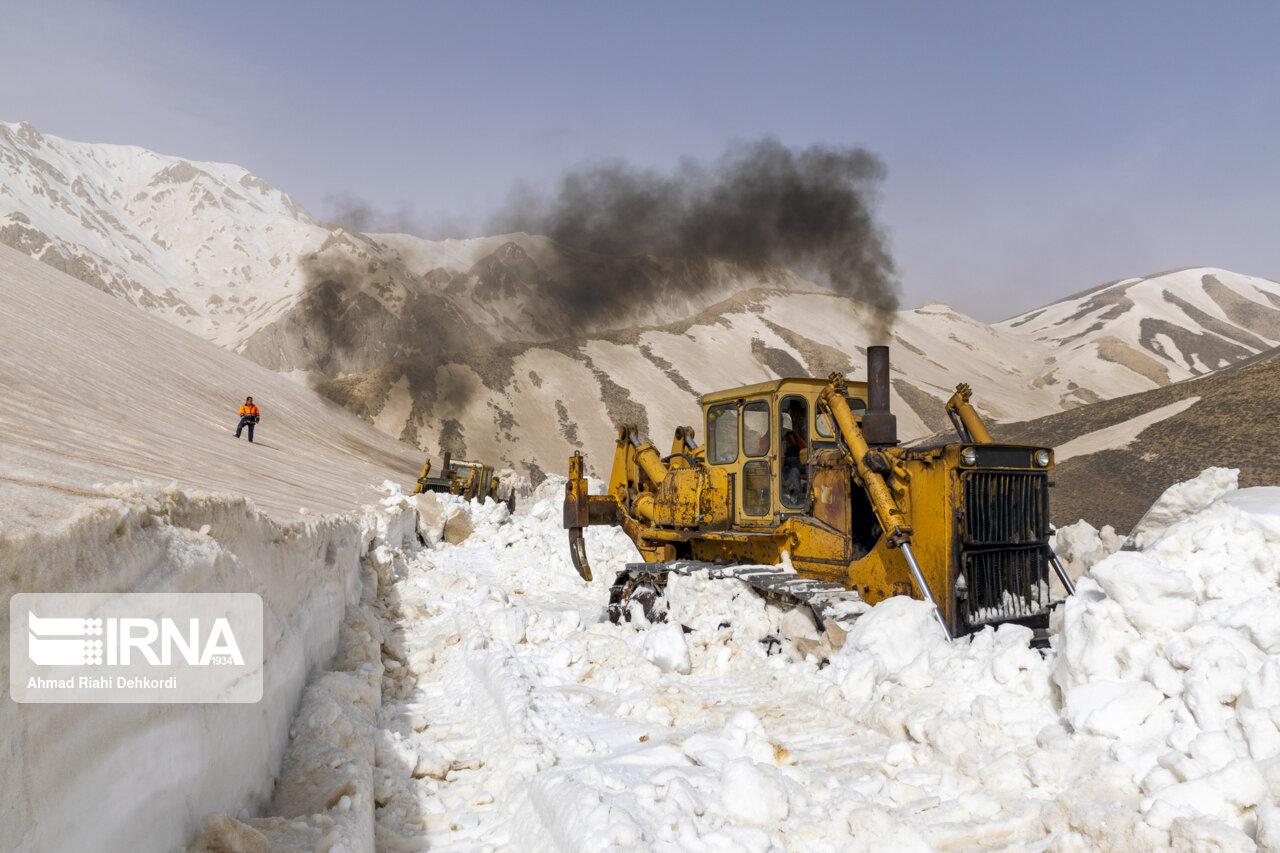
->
xmin=568 ymin=526 xmax=592 ymax=582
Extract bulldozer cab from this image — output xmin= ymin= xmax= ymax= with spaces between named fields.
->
xmin=448 ymin=461 xmax=488 ymax=495
xmin=702 ymin=379 xmax=868 ymax=526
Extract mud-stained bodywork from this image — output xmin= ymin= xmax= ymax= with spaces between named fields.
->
xmin=565 ymin=346 xmax=1075 ymax=640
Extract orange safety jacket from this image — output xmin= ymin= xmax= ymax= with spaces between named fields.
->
xmin=239 ymin=404 xmax=260 ymax=416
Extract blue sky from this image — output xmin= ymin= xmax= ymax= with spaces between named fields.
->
xmin=3 ymin=1 xmax=1277 ymax=320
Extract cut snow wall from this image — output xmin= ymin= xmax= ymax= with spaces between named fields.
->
xmin=0 ymin=485 xmax=418 ymax=853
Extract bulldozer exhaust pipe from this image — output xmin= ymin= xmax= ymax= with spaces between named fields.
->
xmin=862 ymin=345 xmax=897 ymax=446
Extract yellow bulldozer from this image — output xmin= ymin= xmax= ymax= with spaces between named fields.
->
xmin=414 ymin=452 xmax=515 ymax=511
xmin=563 ymin=346 xmax=1074 ymax=641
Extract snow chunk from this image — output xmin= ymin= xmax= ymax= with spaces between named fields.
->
xmin=1127 ymin=466 xmax=1238 ymax=548
xmin=719 ymin=758 xmax=789 ymax=825
xmin=1063 ymin=679 xmax=1164 ymax=738
xmin=1052 ymin=519 xmax=1123 ymax=580
xmin=642 ymin=623 xmax=692 ymax=675
xmin=1090 ymin=552 xmax=1197 ymax=633
xmin=840 ymin=596 xmax=945 ymax=683
xmin=414 ymin=491 xmax=475 ymax=546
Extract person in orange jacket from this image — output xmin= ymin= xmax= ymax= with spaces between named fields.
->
xmin=234 ymin=396 xmax=260 ymax=442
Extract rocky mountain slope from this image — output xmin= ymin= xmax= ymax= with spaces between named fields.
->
xmin=236 ymin=230 xmax=815 ymax=379
xmin=3 ymin=120 xmax=1278 ymax=482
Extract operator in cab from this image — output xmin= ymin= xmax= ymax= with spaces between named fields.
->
xmin=782 ymin=398 xmax=808 ymax=505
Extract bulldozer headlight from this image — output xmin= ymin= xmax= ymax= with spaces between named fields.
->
xmin=960 ymin=447 xmax=978 ymax=466
xmin=1035 ymin=449 xmax=1051 ymax=467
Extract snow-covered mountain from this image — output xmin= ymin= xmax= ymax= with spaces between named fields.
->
xmin=0 ymin=121 xmax=325 ymax=347
xmin=0 ymin=121 xmax=814 ymax=372
xmin=4 ymin=120 xmax=1278 ymax=481
xmin=998 ymin=266 xmax=1280 ymax=394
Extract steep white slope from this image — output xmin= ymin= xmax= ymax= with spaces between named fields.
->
xmin=0 ymin=245 xmax=424 ymax=528
xmin=0 ymin=243 xmax=425 ymax=852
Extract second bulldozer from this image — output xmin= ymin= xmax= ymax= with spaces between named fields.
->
xmin=415 ymin=452 xmax=515 ymax=511
xmin=564 ymin=346 xmax=1074 ymax=641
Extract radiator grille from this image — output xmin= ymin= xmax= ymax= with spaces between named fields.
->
xmin=961 ymin=471 xmax=1049 ymax=546
xmin=964 ymin=547 xmax=1051 ymax=627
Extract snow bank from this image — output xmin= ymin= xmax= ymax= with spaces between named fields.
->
xmin=1 ymin=241 xmax=429 ymax=851
xmin=1048 ymin=467 xmax=1241 ymax=595
xmin=0 ymin=483 xmax=418 ymax=853
xmin=42 ymin=465 xmax=1273 ymax=850
xmin=1052 ymin=482 xmax=1280 ymax=846
xmin=357 ymin=470 xmax=1280 ymax=850
xmin=191 ymin=546 xmax=398 ymax=853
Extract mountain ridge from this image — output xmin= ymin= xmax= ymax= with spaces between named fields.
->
xmin=3 ymin=119 xmax=1278 ymax=482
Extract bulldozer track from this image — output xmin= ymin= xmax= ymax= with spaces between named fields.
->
xmin=608 ymin=559 xmax=867 ymax=629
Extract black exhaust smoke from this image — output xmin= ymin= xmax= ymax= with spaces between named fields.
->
xmin=862 ymin=345 xmax=897 ymax=445
xmin=488 ymin=137 xmax=900 ymax=335
xmin=303 ymin=138 xmax=901 ymax=383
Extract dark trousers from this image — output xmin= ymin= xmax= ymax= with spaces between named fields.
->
xmin=235 ymin=417 xmax=255 ymax=441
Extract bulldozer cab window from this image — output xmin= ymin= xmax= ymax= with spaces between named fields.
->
xmin=742 ymin=460 xmax=771 ymax=516
xmin=780 ymin=396 xmax=808 ymax=508
xmin=742 ymin=401 xmax=771 ymax=458
xmin=707 ymin=403 xmax=739 ymax=464
xmin=815 ymin=397 xmax=868 ymax=438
